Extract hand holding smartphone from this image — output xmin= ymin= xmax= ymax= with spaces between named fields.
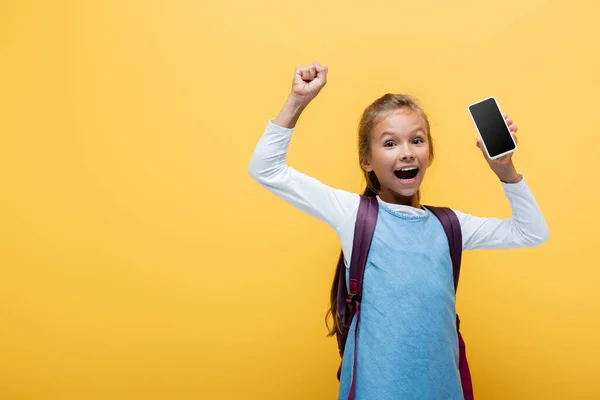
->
xmin=468 ymin=97 xmax=517 ymax=160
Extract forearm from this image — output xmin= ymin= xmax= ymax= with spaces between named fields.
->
xmin=272 ymin=95 xmax=309 ymax=129
xmin=458 ymin=177 xmax=550 ymax=250
xmin=248 ymin=120 xmax=357 ymax=231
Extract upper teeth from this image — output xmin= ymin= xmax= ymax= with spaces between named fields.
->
xmin=400 ymin=167 xmax=417 ymax=171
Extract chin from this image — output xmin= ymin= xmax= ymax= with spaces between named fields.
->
xmin=394 ymin=179 xmax=422 ymax=196
xmin=395 ymin=189 xmax=419 ymax=198
xmin=400 ymin=188 xmax=419 ymax=195
xmin=382 ymin=182 xmax=420 ymax=201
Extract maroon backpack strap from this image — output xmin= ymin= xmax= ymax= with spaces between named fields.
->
xmin=427 ymin=206 xmax=474 ymax=400
xmin=333 ymin=195 xmax=378 ymax=399
xmin=347 ymin=195 xmax=379 ymax=307
xmin=426 ymin=206 xmax=462 ymax=290
xmin=334 ymin=195 xmax=379 ymax=382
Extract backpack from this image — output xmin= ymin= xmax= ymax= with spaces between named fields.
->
xmin=334 ymin=195 xmax=474 ymax=400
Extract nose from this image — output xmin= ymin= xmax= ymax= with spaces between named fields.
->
xmin=399 ymin=144 xmax=415 ymax=161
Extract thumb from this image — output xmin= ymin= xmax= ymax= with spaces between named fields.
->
xmin=476 ymin=138 xmax=484 ymax=152
xmin=476 ymin=138 xmax=490 ymax=159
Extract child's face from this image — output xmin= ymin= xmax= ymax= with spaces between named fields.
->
xmin=363 ymin=109 xmax=430 ymax=205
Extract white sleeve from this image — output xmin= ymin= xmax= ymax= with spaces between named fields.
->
xmin=455 ymin=177 xmax=550 ymax=250
xmin=248 ymin=119 xmax=359 ymax=231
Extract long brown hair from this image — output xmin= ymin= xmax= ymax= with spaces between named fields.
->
xmin=325 ymin=94 xmax=435 ymax=337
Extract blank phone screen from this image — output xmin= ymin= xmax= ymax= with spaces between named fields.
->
xmin=469 ymin=98 xmax=515 ymax=158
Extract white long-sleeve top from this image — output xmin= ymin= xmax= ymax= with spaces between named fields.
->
xmin=249 ymin=120 xmax=549 ymax=268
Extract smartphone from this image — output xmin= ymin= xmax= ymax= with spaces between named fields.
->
xmin=468 ymin=97 xmax=517 ymax=160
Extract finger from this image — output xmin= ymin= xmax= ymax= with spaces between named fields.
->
xmin=314 ymin=61 xmax=328 ymax=72
xmin=314 ymin=61 xmax=328 ymax=79
xmin=299 ymin=67 xmax=315 ymax=81
xmin=298 ymin=67 xmax=309 ymax=81
xmin=513 ymin=132 xmax=518 ymax=144
xmin=319 ymin=66 xmax=328 ymax=82
xmin=505 ymin=117 xmax=513 ymax=125
xmin=476 ymin=138 xmax=485 ymax=153
xmin=308 ymin=66 xmax=316 ymax=80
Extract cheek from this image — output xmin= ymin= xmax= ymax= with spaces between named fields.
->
xmin=377 ymin=151 xmax=398 ymax=169
xmin=417 ymin=147 xmax=430 ymax=164
xmin=370 ymin=148 xmax=389 ymax=167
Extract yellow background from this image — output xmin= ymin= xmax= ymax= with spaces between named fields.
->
xmin=1 ymin=1 xmax=598 ymax=399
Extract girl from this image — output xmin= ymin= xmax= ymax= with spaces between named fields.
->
xmin=248 ymin=62 xmax=549 ymax=399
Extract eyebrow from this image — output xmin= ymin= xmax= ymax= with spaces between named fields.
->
xmin=380 ymin=127 xmax=425 ymax=139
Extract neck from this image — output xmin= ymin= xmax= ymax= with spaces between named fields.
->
xmin=378 ymin=189 xmax=420 ymax=208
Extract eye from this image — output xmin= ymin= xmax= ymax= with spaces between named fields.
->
xmin=384 ymin=141 xmax=396 ymax=147
xmin=413 ymin=138 xmax=425 ymax=145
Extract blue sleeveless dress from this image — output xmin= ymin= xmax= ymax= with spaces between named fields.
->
xmin=338 ymin=204 xmax=464 ymax=399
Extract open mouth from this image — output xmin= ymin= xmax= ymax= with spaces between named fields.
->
xmin=394 ymin=167 xmax=419 ymax=180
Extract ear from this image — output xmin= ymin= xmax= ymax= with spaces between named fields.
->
xmin=361 ymin=158 xmax=373 ymax=172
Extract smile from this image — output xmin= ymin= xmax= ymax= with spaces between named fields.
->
xmin=394 ymin=167 xmax=419 ymax=180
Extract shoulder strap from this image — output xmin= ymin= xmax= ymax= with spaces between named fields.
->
xmin=426 ymin=206 xmax=462 ymax=291
xmin=348 ymin=195 xmax=379 ymax=304
xmin=335 ymin=195 xmax=378 ymax=382
xmin=346 ymin=195 xmax=378 ymax=398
